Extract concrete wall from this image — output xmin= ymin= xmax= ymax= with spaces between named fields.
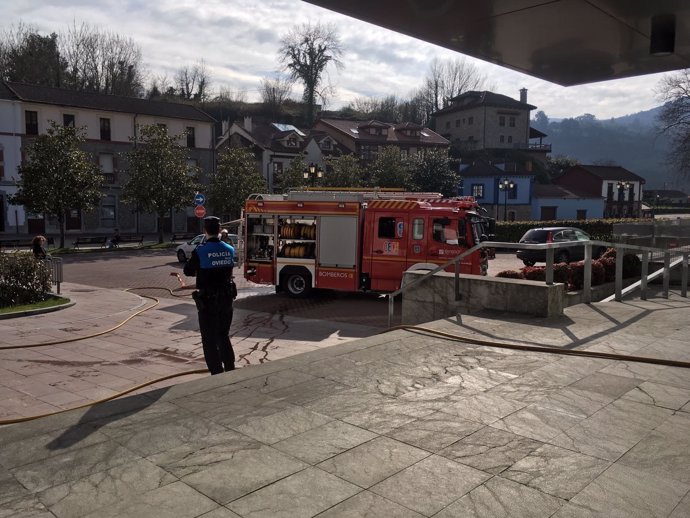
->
xmin=401 ymin=270 xmax=565 ymax=324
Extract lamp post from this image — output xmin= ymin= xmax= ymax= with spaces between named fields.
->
xmin=303 ymin=162 xmax=324 ymax=187
xmin=498 ymin=178 xmax=514 ymax=222
xmin=617 ymin=181 xmax=632 ymax=217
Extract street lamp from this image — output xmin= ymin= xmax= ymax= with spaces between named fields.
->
xmin=303 ymin=162 xmax=324 ymax=187
xmin=617 ymin=181 xmax=632 ymax=217
xmin=498 ymin=178 xmax=514 ymax=222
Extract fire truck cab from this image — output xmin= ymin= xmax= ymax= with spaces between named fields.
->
xmin=243 ymin=191 xmax=493 ymax=297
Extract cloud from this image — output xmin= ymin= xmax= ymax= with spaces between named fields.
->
xmin=0 ymin=0 xmax=669 ymax=118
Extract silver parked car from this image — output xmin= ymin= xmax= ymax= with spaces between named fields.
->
xmin=176 ymin=233 xmax=238 ymax=263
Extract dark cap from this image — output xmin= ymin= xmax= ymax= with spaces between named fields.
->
xmin=204 ymin=216 xmax=221 ymax=235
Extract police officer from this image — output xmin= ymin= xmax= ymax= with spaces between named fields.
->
xmin=183 ymin=216 xmax=236 ymax=374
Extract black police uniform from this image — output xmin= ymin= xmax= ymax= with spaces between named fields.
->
xmin=183 ymin=236 xmax=236 ymax=374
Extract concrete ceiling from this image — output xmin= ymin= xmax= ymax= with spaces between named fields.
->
xmin=303 ymin=0 xmax=690 ymax=86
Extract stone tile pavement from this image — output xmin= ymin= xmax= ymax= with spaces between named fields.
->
xmin=0 ymin=283 xmax=378 ymax=420
xmin=1 ymin=287 xmax=690 ymax=516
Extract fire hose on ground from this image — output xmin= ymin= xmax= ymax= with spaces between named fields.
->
xmin=1 ymin=279 xmax=690 ymax=425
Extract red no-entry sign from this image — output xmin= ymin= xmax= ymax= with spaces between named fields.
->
xmin=194 ymin=205 xmax=206 ymax=218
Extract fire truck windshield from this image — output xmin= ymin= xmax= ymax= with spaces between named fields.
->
xmin=432 ymin=217 xmax=466 ymax=246
xmin=470 ymin=216 xmax=489 ymax=245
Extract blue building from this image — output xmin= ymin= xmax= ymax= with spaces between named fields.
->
xmin=459 ymin=160 xmax=534 ymax=221
xmin=531 ymin=184 xmax=604 ymax=221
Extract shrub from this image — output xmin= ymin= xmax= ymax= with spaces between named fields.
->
xmin=601 ymin=247 xmax=616 ymax=259
xmin=493 ymin=218 xmax=638 ymax=243
xmin=623 ymin=253 xmax=642 ymax=278
xmin=496 ymin=270 xmax=523 ymax=279
xmin=553 ymin=263 xmax=570 ymax=284
xmin=591 ymin=260 xmax=606 ymax=286
xmin=0 ymin=254 xmax=52 ymax=307
xmin=521 ymin=266 xmax=546 ymax=281
xmin=568 ymin=260 xmax=605 ymax=290
xmin=599 ymin=256 xmax=616 ymax=282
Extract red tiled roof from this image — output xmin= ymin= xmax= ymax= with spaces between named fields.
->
xmin=317 ymin=118 xmax=448 ymax=146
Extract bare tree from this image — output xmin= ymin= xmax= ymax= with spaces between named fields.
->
xmin=60 ymin=22 xmax=145 ymax=96
xmin=348 ymin=95 xmax=402 ymax=122
xmin=214 ymin=86 xmax=247 ymax=103
xmin=146 ymin=73 xmax=176 ymax=99
xmin=278 ymin=22 xmax=343 ymax=124
xmin=657 ymin=70 xmax=690 ymax=178
xmin=260 ymin=75 xmax=293 ymax=116
xmin=413 ymin=57 xmax=490 ymax=125
xmin=175 ymin=60 xmax=212 ymax=101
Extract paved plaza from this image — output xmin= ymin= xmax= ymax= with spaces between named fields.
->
xmin=1 ymin=282 xmax=690 ymax=517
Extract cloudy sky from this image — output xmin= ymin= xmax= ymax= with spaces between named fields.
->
xmin=2 ymin=0 xmax=671 ymax=120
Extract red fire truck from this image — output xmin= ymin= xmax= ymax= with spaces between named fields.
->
xmin=243 ymin=190 xmax=494 ymax=297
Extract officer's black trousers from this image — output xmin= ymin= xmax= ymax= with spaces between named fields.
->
xmin=197 ymin=301 xmax=235 ymax=375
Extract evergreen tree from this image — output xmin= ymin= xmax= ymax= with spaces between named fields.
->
xmin=122 ymin=125 xmax=199 ymax=243
xmin=209 ymin=148 xmax=266 ymax=219
xmin=10 ymin=122 xmax=102 ymax=248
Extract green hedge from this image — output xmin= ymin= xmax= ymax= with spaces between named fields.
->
xmin=493 ymin=218 xmax=647 ymax=243
xmin=0 ymin=254 xmax=52 ymax=307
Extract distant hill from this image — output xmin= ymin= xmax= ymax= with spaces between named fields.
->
xmin=535 ymin=105 xmax=689 ymax=191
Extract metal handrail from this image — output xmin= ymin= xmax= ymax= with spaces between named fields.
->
xmin=387 ymin=240 xmax=689 ymax=328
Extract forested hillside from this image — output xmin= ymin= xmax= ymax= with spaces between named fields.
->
xmin=533 ymin=106 xmax=689 ymax=191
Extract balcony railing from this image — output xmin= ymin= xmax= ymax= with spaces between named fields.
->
xmin=101 ymin=172 xmax=117 ymax=184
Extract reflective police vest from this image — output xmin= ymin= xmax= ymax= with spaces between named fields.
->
xmin=197 ymin=240 xmax=235 ymax=269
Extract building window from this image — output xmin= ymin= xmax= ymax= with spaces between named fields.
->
xmin=286 ymin=137 xmax=297 ymax=147
xmin=499 ymin=115 xmax=505 ymax=127
xmin=25 ymin=110 xmax=38 ymax=135
xmin=186 ymin=159 xmax=198 ymax=177
xmin=360 ymin=144 xmax=378 ymax=160
xmin=577 ymin=209 xmax=587 ymax=220
xmin=507 ymin=136 xmax=513 ymax=143
xmin=628 ymin=184 xmax=635 ymax=201
xmin=471 ymin=184 xmax=484 ymax=198
xmin=499 ymin=135 xmax=505 ymax=143
xmin=100 ymin=118 xmax=111 ymax=141
xmin=455 ymin=119 xmax=461 ymax=127
xmin=378 ymin=217 xmax=396 ymax=239
xmin=273 ymin=162 xmax=283 ymax=174
xmin=468 ymin=116 xmax=474 ymax=125
xmin=607 ymin=182 xmax=614 ymax=201
xmin=321 ymin=139 xmax=331 ymax=150
xmin=186 ymin=127 xmax=195 ymax=148
xmin=63 ymin=114 xmax=75 ymax=127
xmin=509 ymin=116 xmax=516 ymax=127
xmin=99 ymin=153 xmax=115 ymax=183
xmin=100 ymin=195 xmax=116 ymax=228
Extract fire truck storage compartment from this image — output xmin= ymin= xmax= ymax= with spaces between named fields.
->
xmin=278 ymin=216 xmax=316 ymax=258
xmin=318 ymin=216 xmax=358 ymax=267
xmin=246 ymin=214 xmax=275 ymax=262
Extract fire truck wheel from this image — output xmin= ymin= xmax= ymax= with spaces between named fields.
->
xmin=283 ymin=272 xmax=311 ymax=298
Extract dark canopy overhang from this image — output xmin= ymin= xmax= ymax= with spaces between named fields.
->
xmin=304 ymin=0 xmax=690 ymax=86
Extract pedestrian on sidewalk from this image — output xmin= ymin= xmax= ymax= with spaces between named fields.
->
xmin=31 ymin=235 xmax=48 ymax=259
xmin=183 ymin=216 xmax=237 ymax=374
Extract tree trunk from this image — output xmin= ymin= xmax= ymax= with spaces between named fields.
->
xmin=157 ymin=213 xmax=164 ymax=244
xmin=58 ymin=213 xmax=66 ymax=249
